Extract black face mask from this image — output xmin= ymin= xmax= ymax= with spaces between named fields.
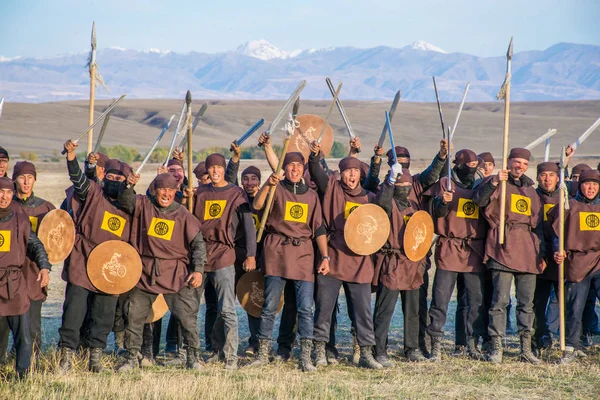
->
xmin=393 ymin=185 xmax=412 ymax=202
xmin=456 ymin=165 xmax=478 ymax=184
xmin=103 ymin=179 xmax=123 ymax=199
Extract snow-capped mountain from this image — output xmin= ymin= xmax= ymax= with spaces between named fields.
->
xmin=236 ymin=40 xmax=301 ymax=60
xmin=0 ymin=41 xmax=599 ymax=102
xmin=408 ymin=40 xmax=448 ymax=54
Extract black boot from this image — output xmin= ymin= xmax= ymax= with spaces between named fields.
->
xmin=467 ymin=336 xmax=484 ymax=360
xmin=89 ymin=348 xmax=103 ymax=373
xmin=116 ymin=350 xmax=139 ymax=373
xmin=299 ymin=339 xmax=316 ymax=372
xmin=58 ymin=347 xmax=73 ymax=374
xmin=186 ymin=348 xmax=205 ymax=371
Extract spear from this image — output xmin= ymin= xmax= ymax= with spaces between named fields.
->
xmin=256 ymin=113 xmax=297 ymax=242
xmin=185 ymin=91 xmax=194 ymax=212
xmin=558 ymin=146 xmax=569 ymax=350
xmin=497 ymin=37 xmax=513 ymax=245
xmin=87 ymin=22 xmax=97 ymax=155
xmin=164 ymin=100 xmax=187 ymax=165
xmin=447 ymin=126 xmax=453 ymax=191
xmin=432 ymin=77 xmax=446 ymax=139
xmin=259 ymin=80 xmax=306 ymax=147
xmin=178 ymin=102 xmax=208 ymax=151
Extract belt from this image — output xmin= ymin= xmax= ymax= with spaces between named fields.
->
xmin=0 ymin=266 xmax=22 ymax=299
xmin=267 ymin=231 xmax=307 ymax=247
xmin=506 ymin=222 xmax=532 ymax=231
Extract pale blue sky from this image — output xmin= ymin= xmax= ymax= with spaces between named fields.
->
xmin=1 ymin=0 xmax=598 ymax=58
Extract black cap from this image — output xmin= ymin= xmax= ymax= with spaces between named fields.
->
xmin=0 ymin=146 xmax=8 ymax=160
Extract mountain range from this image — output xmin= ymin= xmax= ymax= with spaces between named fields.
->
xmin=1 ymin=40 xmax=599 ymax=103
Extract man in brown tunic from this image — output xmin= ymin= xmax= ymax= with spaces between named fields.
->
xmin=249 ymin=152 xmax=330 ymax=372
xmin=0 ymin=177 xmax=51 ymax=378
xmin=532 ymin=161 xmax=561 ymax=354
xmin=114 ymin=172 xmax=207 ymax=372
xmin=372 ymin=163 xmax=429 ymax=365
xmin=307 ymin=141 xmax=382 ymax=369
xmin=473 ymin=147 xmax=543 ymax=364
xmin=424 ymin=149 xmax=488 ymax=362
xmin=478 ymin=152 xmax=495 ymax=178
xmin=0 ymin=161 xmax=55 ymax=358
xmin=58 ymin=140 xmax=134 ymax=373
xmin=193 ymin=153 xmax=256 ymax=370
xmin=552 ymin=169 xmax=600 ymax=363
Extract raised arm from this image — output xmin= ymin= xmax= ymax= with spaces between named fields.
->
xmin=258 ymin=133 xmax=278 ymax=172
xmin=64 ymin=140 xmax=90 ymax=203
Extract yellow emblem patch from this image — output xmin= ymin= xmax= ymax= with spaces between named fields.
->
xmin=0 ymin=230 xmax=11 ymax=252
xmin=148 ymin=217 xmax=176 ymax=241
xmin=284 ymin=201 xmax=308 ymax=224
xmin=100 ymin=211 xmax=126 ymax=237
xmin=543 ymin=203 xmax=556 ymax=222
xmin=204 ymin=200 xmax=227 ymax=221
xmin=456 ymin=198 xmax=479 ymax=219
xmin=579 ymin=212 xmax=600 ymax=231
xmin=252 ymin=213 xmax=260 ymax=231
xmin=344 ymin=201 xmax=362 ymax=219
xmin=29 ymin=216 xmax=39 ymax=233
xmin=404 ymin=215 xmax=412 ymax=224
xmin=510 ymin=194 xmax=531 ymax=216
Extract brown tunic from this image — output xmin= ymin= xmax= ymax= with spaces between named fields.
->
xmin=193 ymin=183 xmax=247 ymax=271
xmin=131 ymin=196 xmax=201 ymax=294
xmin=483 ymin=181 xmax=543 ymax=274
xmin=550 ymin=199 xmax=600 ymax=283
xmin=373 ymin=190 xmax=424 ymax=291
xmin=0 ymin=212 xmax=31 ymax=316
xmin=262 ymin=184 xmax=323 ymax=282
xmin=537 ymin=188 xmax=560 ymax=281
xmin=322 ymin=176 xmax=376 ymax=283
xmin=12 ymin=198 xmax=55 ymax=302
xmin=425 ymin=177 xmax=487 ymax=273
xmin=63 ymin=182 xmax=132 ymax=293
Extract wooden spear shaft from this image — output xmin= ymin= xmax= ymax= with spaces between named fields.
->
xmin=87 ymin=22 xmax=97 ymax=155
xmin=498 ymin=38 xmax=513 ymax=245
xmin=256 ymin=138 xmax=292 ymax=242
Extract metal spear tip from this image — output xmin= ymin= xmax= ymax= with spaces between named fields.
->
xmin=186 ymin=90 xmax=192 ymax=105
xmin=507 ymin=36 xmax=513 ymax=60
xmin=91 ymin=21 xmax=96 ymax=48
xmin=292 ymin=97 xmax=300 ymax=116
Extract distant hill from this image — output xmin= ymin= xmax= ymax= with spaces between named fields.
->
xmin=1 ymin=40 xmax=599 ymax=103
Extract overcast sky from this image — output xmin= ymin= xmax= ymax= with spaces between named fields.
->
xmin=1 ymin=0 xmax=598 ymax=58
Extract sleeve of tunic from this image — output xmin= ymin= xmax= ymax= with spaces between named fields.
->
xmin=226 ymin=159 xmax=240 ymax=186
xmin=376 ymin=182 xmax=394 ymax=218
xmin=238 ymin=203 xmax=257 ymax=257
xmin=308 ymin=152 xmax=329 ymax=197
xmin=418 ymin=154 xmax=446 ymax=190
xmin=67 ymin=158 xmax=90 ymax=203
xmin=363 ymin=156 xmax=381 ymax=192
xmin=27 ymin=231 xmax=52 ymax=270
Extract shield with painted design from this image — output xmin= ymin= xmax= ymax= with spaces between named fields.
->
xmin=87 ymin=241 xmax=142 ymax=295
xmin=236 ymin=270 xmax=284 ymax=318
xmin=344 ymin=204 xmax=391 ymax=256
xmin=37 ymin=209 xmax=76 ymax=264
xmin=146 ymin=294 xmax=169 ymax=323
xmin=287 ymin=114 xmax=334 ymax=160
xmin=403 ymin=210 xmax=434 ymax=262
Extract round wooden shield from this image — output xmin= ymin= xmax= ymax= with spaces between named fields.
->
xmin=145 ymin=294 xmax=169 ymax=323
xmin=403 ymin=210 xmax=434 ymax=262
xmin=236 ymin=271 xmax=284 ymax=318
xmin=37 ymin=209 xmax=76 ymax=264
xmin=288 ymin=114 xmax=334 ymax=160
xmin=87 ymin=241 xmax=143 ymax=295
xmin=344 ymin=204 xmax=391 ymax=256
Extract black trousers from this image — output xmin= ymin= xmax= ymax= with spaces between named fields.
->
xmin=487 ymin=262 xmax=536 ymax=338
xmin=427 ymin=269 xmax=485 ymax=339
xmin=0 ymin=313 xmax=31 ymax=373
xmin=454 ymin=274 xmax=468 ymax=346
xmin=203 ymin=279 xmax=218 ymax=351
xmin=59 ymin=283 xmax=118 ymax=350
xmin=533 ymin=278 xmax=559 ymax=346
xmin=373 ymin=285 xmax=420 ymax=357
xmin=141 ymin=319 xmax=162 ymax=357
xmin=565 ymin=269 xmax=600 ymax=348
xmin=124 ymin=286 xmax=202 ymax=352
xmin=419 ymin=269 xmax=429 ymax=350
xmin=113 ymin=293 xmax=128 ymax=333
xmin=0 ymin=299 xmax=43 ymax=355
xmin=313 ymin=274 xmax=375 ymax=346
